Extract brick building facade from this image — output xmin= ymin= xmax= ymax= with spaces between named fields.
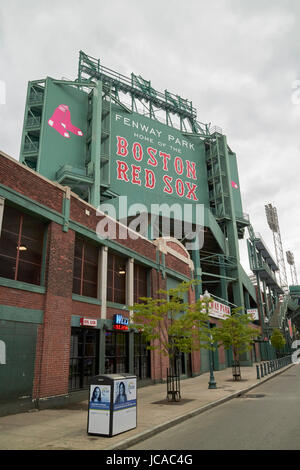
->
xmin=0 ymin=150 xmax=261 ymax=415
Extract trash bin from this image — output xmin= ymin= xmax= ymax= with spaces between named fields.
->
xmin=87 ymin=373 xmax=137 ymax=437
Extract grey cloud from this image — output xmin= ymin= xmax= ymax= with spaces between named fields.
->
xmin=0 ymin=0 xmax=299 ymax=279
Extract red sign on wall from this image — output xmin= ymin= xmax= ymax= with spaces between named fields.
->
xmin=80 ymin=318 xmax=97 ymax=327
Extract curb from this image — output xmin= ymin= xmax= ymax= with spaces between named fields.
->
xmin=106 ymin=363 xmax=294 ymax=450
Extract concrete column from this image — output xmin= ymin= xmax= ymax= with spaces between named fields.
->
xmin=127 ymin=258 xmax=134 ymax=317
xmin=99 ymin=246 xmax=108 ymax=319
xmin=127 ymin=259 xmax=135 ymax=375
xmin=0 ymin=197 xmax=4 ymax=236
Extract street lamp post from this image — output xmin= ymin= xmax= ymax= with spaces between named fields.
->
xmin=264 ymin=317 xmax=270 ymax=360
xmin=203 ymin=290 xmax=217 ymax=389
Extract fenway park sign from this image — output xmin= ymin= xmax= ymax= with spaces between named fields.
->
xmin=209 ymin=300 xmax=231 ymax=320
xmin=112 ymin=112 xmax=201 ymax=203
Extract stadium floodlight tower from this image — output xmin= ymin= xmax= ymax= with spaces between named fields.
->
xmin=286 ymin=251 xmax=298 ymax=286
xmin=265 ymin=203 xmax=289 ymax=294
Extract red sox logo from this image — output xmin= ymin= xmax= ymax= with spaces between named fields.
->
xmin=48 ymin=104 xmax=83 ymax=138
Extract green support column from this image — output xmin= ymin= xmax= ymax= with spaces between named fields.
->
xmin=191 ymin=243 xmax=215 ymax=383
xmin=256 ymin=272 xmax=265 ymax=332
xmin=240 ymin=290 xmax=253 ymax=366
xmin=90 ymin=81 xmax=102 ymax=209
xmin=263 ymin=281 xmax=270 ymax=318
xmin=219 ymin=255 xmax=228 ymax=302
xmin=222 ymin=135 xmax=244 ymax=312
xmin=269 ymin=286 xmax=275 ymax=316
xmin=191 ymin=246 xmax=202 ymax=299
xmin=245 ymin=291 xmax=250 ymax=311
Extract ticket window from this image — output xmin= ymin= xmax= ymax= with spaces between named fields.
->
xmin=134 ymin=333 xmax=151 ymax=380
xmin=69 ymin=327 xmax=99 ymax=391
xmin=104 ymin=330 xmax=129 ymax=374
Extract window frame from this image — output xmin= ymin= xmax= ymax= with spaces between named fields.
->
xmin=134 ymin=263 xmax=149 ymax=304
xmin=107 ymin=252 xmax=127 ymax=305
xmin=73 ymin=237 xmax=99 ymax=299
xmin=0 ymin=205 xmax=45 ymax=286
xmin=104 ymin=330 xmax=129 ymax=374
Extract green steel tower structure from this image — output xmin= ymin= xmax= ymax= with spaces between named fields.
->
xmin=19 ymin=51 xmax=273 ymax=333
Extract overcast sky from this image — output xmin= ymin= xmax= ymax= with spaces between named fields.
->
xmin=0 ymin=0 xmax=299 ymax=284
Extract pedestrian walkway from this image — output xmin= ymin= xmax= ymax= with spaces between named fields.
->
xmin=0 ymin=362 xmax=294 ymax=450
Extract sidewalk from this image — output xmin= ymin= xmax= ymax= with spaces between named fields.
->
xmin=0 ymin=363 xmax=294 ymax=450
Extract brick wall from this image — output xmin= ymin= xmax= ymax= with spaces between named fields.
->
xmin=70 ymin=195 xmax=157 ymax=263
xmin=1 ymin=151 xmax=238 ymax=397
xmin=0 ymin=286 xmax=44 ymax=311
xmin=34 ymin=222 xmax=75 ymax=398
xmin=0 ymin=153 xmax=64 ymax=213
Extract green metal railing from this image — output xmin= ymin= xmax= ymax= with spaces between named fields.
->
xmin=256 ymin=355 xmax=292 ymax=379
xmin=78 ymin=50 xmax=210 ymax=136
xmin=23 ymin=142 xmax=39 ymax=153
xmin=26 ymin=116 xmax=41 ymax=128
xmin=28 ymin=92 xmax=44 ymax=103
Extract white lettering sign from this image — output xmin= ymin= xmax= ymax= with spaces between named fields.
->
xmin=209 ymin=301 xmax=231 ymax=320
xmin=0 ymin=340 xmax=6 ymax=364
xmin=247 ymin=309 xmax=259 ymax=321
xmin=80 ymin=318 xmax=97 ymax=327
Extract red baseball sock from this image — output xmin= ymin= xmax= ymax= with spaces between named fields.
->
xmin=48 ymin=104 xmax=83 ymax=138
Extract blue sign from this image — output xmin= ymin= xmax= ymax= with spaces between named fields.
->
xmin=113 ymin=314 xmax=129 ymax=330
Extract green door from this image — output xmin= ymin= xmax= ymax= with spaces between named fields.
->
xmin=0 ymin=320 xmax=37 ymax=401
xmin=226 ymin=347 xmax=234 ymax=367
xmin=200 ymin=348 xmax=210 ymax=373
xmin=212 ymin=343 xmax=220 ymax=371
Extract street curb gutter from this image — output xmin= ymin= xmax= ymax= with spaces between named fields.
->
xmin=107 ymin=363 xmax=295 ymax=450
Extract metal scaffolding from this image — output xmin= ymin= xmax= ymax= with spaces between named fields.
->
xmin=265 ymin=204 xmax=289 ymax=294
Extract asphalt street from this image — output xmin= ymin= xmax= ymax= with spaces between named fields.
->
xmin=129 ymin=365 xmax=300 ymax=450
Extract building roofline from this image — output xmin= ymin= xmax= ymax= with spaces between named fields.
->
xmin=0 ymin=150 xmax=154 ymax=246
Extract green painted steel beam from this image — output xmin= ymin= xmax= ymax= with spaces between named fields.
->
xmin=110 ymin=94 xmax=132 ymax=114
xmin=90 ymin=81 xmax=102 ymax=208
xmin=0 ymin=304 xmax=44 ymax=324
xmin=0 ymin=276 xmax=46 ymax=294
xmin=52 ymin=80 xmax=96 ymax=88
xmin=201 ymin=271 xmax=236 ymax=281
xmin=72 ymin=294 xmax=101 ymax=305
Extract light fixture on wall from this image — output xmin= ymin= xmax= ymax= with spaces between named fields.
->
xmin=119 ymin=266 xmax=126 ymax=275
xmin=17 ymin=245 xmax=27 ymax=251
